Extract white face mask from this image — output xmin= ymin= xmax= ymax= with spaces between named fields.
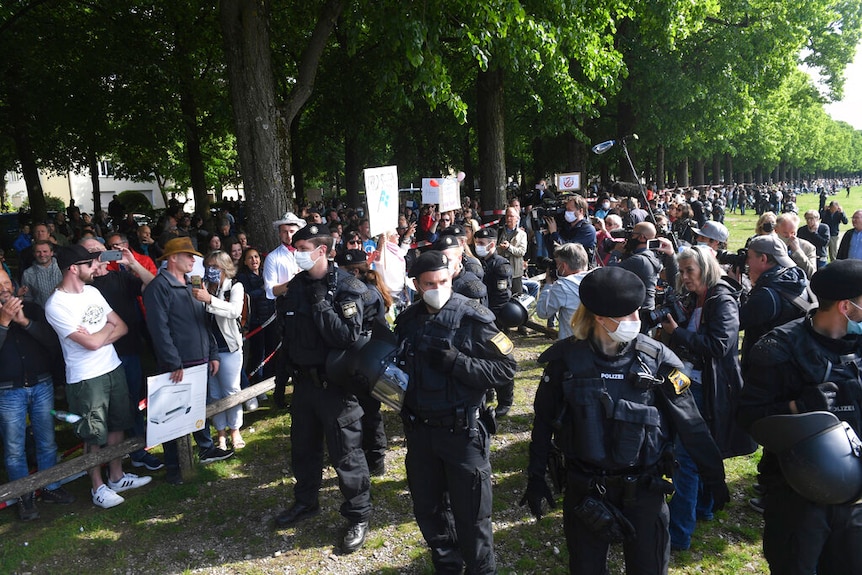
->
xmin=475 ymin=244 xmax=491 ymax=257
xmin=601 ymin=201 xmax=610 ymax=210
xmin=422 ymin=285 xmax=452 ymax=310
xmin=564 ymin=210 xmax=577 ymax=223
xmin=601 ymin=317 xmax=641 ymax=344
xmin=295 ymin=248 xmax=321 ymax=271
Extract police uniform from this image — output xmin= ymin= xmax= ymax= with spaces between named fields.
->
xmin=523 ymin=267 xmax=727 ymax=574
xmin=438 ymin=224 xmax=484 ymax=279
xmin=275 ymin=226 xmax=372 ymax=550
xmin=396 ymin=251 xmax=517 ymax=575
xmin=336 ymin=249 xmax=391 ymax=475
xmin=738 ymin=260 xmax=862 ymax=574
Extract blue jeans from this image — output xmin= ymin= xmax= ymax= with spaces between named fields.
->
xmin=0 ymin=381 xmax=62 ymax=490
xmin=668 ymin=382 xmax=713 ymax=549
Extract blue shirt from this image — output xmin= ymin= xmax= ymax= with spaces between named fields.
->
xmin=849 ymin=231 xmax=862 ymax=260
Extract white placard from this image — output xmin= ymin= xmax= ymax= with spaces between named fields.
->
xmin=556 ymin=172 xmax=581 ymax=191
xmin=438 ymin=178 xmax=460 ymax=213
xmin=421 ymin=178 xmax=439 ymax=205
xmin=145 ymin=364 xmax=208 ymax=448
xmin=364 ymin=165 xmax=399 ymax=238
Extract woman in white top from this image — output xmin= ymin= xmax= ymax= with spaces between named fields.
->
xmin=192 ymin=250 xmax=246 ymax=449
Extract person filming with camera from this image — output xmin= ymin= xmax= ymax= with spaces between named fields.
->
xmin=659 ymin=246 xmax=756 ymax=550
xmin=535 ymin=243 xmax=589 ymax=340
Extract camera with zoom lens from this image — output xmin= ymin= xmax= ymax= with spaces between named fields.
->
xmin=648 ymin=288 xmax=695 ymax=328
xmin=717 ymin=247 xmax=748 ymax=273
xmin=530 ymin=199 xmax=568 ymax=231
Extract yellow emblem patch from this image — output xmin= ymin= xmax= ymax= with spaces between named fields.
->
xmin=668 ymin=369 xmax=691 ymax=395
xmin=490 ymin=331 xmax=514 ymax=355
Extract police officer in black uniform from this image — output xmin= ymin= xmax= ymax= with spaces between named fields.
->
xmin=396 ymin=251 xmax=517 ymax=575
xmin=335 ymin=248 xmax=392 ymax=476
xmin=522 ymin=267 xmax=728 ymax=574
xmin=439 ymin=224 xmax=484 ymax=279
xmin=474 ymin=227 xmax=515 ymax=416
xmin=433 ymin=233 xmax=488 ymax=306
xmin=273 ymin=225 xmax=372 ymax=554
xmin=738 ymin=259 xmax=862 ymax=574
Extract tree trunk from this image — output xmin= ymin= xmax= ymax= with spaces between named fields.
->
xmin=344 ymin=132 xmax=362 ymax=209
xmin=220 ymin=0 xmax=286 ymax=249
xmin=477 ymin=67 xmax=506 ymax=216
xmin=462 ymin=128 xmax=474 ymax=204
xmin=712 ymin=153 xmax=721 ymax=185
xmin=89 ymin=153 xmax=102 ymax=215
xmin=692 ymin=159 xmax=705 ymax=186
xmin=8 ymin=73 xmax=46 ymax=222
xmin=676 ymin=158 xmax=689 ymax=188
xmin=656 ymin=145 xmax=665 ymax=190
xmin=179 ymin=85 xmax=210 ymax=221
xmin=724 ymin=153 xmax=733 ymax=186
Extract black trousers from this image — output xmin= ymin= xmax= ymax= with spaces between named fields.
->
xmin=764 ymin=482 xmax=862 ymax=575
xmin=357 ymin=392 xmax=387 ymax=470
xmin=563 ymin=478 xmax=670 ymax=575
xmin=404 ymin=421 xmax=495 ymax=575
xmin=290 ymin=379 xmax=371 ymax=523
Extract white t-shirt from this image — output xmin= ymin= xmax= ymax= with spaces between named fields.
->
xmin=45 ymin=285 xmax=122 ymax=383
xmin=263 ymin=243 xmax=298 ymax=300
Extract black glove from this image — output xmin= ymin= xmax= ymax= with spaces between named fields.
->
xmin=796 ymin=382 xmax=839 ymax=413
xmin=422 ymin=336 xmax=459 ymax=373
xmin=309 ymin=281 xmax=328 ymax=304
xmin=708 ymin=480 xmax=731 ymax=512
xmin=519 ymin=475 xmax=556 ymax=520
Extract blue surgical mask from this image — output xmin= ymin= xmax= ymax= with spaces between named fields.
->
xmin=845 ymin=300 xmax=862 ymax=335
xmin=204 ymin=266 xmax=221 ymax=284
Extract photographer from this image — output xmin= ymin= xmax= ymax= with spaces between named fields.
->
xmin=543 ymin=194 xmax=596 ymax=255
xmin=660 ymin=246 xmax=756 ymax=551
xmin=609 ymin=222 xmax=678 ymax=321
xmin=595 ymin=214 xmax=623 ymax=266
xmin=692 ymin=221 xmax=729 ymax=253
xmin=535 ymin=243 xmax=589 ymax=340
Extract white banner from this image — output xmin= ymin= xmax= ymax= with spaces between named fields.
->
xmin=364 ymin=165 xmax=399 ymax=238
xmin=438 ymin=178 xmax=460 ymax=213
xmin=145 ymin=364 xmax=208 ymax=448
xmin=556 ymin=172 xmax=581 ymax=191
xmin=421 ymin=177 xmax=439 ymax=205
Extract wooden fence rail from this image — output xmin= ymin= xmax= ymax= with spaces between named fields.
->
xmin=0 ymin=377 xmax=275 ymax=503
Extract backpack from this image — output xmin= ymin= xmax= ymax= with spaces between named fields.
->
xmin=224 ymin=281 xmax=251 ymax=332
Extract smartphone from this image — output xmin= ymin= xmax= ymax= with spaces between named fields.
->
xmin=100 ymin=250 xmax=123 ymax=262
xmin=190 ymin=275 xmax=202 ymax=289
xmin=646 ymin=239 xmax=662 ymax=251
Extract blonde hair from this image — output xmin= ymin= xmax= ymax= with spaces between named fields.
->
xmin=570 ymin=304 xmax=597 ymax=341
xmin=756 ymin=212 xmax=777 ymax=235
xmin=206 ymin=250 xmax=237 ymax=279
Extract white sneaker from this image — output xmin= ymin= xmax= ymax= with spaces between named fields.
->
xmin=107 ymin=473 xmax=153 ymax=493
xmin=92 ymin=485 xmax=124 ymax=509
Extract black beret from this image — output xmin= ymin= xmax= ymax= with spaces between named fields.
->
xmin=336 ymin=249 xmax=367 ymax=267
xmin=474 ymin=228 xmax=497 ymax=240
xmin=433 ymin=234 xmax=460 ymax=251
xmin=439 ymin=224 xmax=467 ymax=238
xmin=55 ymin=245 xmax=99 ymax=271
xmin=810 ymin=259 xmax=862 ymax=301
xmin=409 ymin=250 xmax=450 ymax=278
xmin=292 ymin=223 xmax=331 ymax=246
xmin=579 ymin=267 xmax=645 ymax=317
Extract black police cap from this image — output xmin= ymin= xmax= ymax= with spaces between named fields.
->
xmin=291 ymin=224 xmax=331 ymax=246
xmin=810 ymin=259 xmax=862 ymax=301
xmin=579 ymin=267 xmax=645 ymax=317
xmin=474 ymin=227 xmax=497 ymax=240
xmin=409 ymin=250 xmax=449 ymax=278
xmin=335 ymin=249 xmax=367 ymax=267
xmin=439 ymin=224 xmax=467 ymax=238
xmin=433 ymin=234 xmax=460 ymax=251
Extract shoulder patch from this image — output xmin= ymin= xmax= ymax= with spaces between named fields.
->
xmin=340 ymin=301 xmax=358 ymax=319
xmin=490 ymin=331 xmax=514 ymax=355
xmin=667 ymin=369 xmax=691 ymax=395
xmin=496 ymin=278 xmax=509 ymax=291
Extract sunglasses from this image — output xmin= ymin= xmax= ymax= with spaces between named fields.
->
xmin=347 ymin=240 xmax=361 ymax=245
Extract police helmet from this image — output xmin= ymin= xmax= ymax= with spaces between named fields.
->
xmin=750 ymin=411 xmax=862 ymax=505
xmin=496 ymin=293 xmax=534 ymax=328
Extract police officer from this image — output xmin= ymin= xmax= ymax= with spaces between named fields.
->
xmin=522 ymin=267 xmax=728 ymax=574
xmin=738 ymin=259 xmax=862 ymax=574
xmin=335 ymin=248 xmax=392 ymax=476
xmin=396 ymin=251 xmax=517 ymax=575
xmin=474 ymin=228 xmax=515 ymax=415
xmin=433 ymin=233 xmax=487 ymax=306
xmin=439 ymin=224 xmax=484 ymax=279
xmin=273 ymin=225 xmax=371 ymax=554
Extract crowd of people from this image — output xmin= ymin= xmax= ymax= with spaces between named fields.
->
xmin=1 ymin=176 xmax=862 ymax=573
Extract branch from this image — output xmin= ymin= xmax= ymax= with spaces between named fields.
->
xmin=280 ymin=0 xmax=344 ymax=124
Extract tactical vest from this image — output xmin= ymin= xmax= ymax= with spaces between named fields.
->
xmin=400 ymin=295 xmax=493 ymax=415
xmin=557 ymin=335 xmax=668 ymax=472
